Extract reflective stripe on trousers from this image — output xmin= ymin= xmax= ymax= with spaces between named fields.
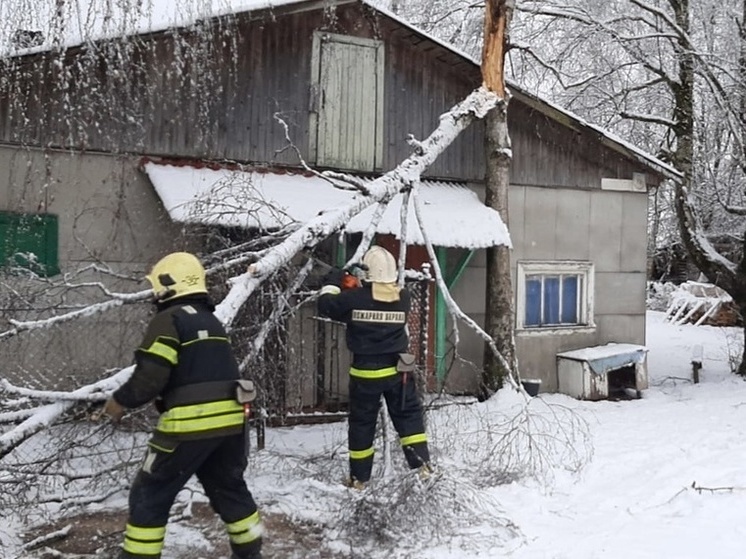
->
xmin=123 ymin=523 xmax=166 ymax=557
xmin=349 ymin=365 xmax=397 ymax=379
xmin=226 ymin=510 xmax=264 ymax=545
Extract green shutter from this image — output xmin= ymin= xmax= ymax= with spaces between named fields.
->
xmin=0 ymin=212 xmax=60 ymax=276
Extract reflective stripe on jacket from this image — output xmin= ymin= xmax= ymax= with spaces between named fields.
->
xmin=114 ymin=296 xmax=244 ymax=440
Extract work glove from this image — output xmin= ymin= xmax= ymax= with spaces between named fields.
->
xmin=98 ymin=396 xmax=126 ymax=423
xmin=346 ymin=262 xmax=368 ymax=280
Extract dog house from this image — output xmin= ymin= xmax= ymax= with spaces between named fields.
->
xmin=557 ymin=343 xmax=649 ymax=401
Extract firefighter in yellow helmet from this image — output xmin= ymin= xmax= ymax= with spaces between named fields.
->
xmin=317 ymin=246 xmax=432 ymax=488
xmin=101 ymin=252 xmax=263 ymax=559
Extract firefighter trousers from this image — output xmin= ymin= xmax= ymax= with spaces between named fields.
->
xmin=348 ymin=372 xmax=430 ymax=483
xmin=120 ymin=433 xmax=262 ymax=559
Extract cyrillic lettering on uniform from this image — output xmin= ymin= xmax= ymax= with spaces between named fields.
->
xmin=351 ymin=310 xmax=406 ymax=324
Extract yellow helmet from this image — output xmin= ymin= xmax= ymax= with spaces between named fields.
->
xmin=146 ymin=252 xmax=207 ymax=302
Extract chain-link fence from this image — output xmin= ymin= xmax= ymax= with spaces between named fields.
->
xmin=0 ymin=268 xmax=153 ymax=522
xmin=242 ymin=276 xmax=433 ymax=421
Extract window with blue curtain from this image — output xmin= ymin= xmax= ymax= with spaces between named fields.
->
xmin=525 ymin=276 xmax=542 ymax=326
xmin=561 ymin=276 xmax=579 ymax=323
xmin=524 ymin=272 xmax=582 ymax=328
xmin=543 ymin=276 xmax=560 ymax=324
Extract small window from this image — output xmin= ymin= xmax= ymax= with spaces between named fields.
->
xmin=0 ymin=212 xmax=60 ymax=276
xmin=517 ymin=261 xmax=594 ymax=331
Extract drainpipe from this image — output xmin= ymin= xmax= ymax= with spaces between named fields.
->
xmin=435 ymin=248 xmax=475 ymax=384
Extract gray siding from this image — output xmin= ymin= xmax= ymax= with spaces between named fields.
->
xmin=446 ymin=183 xmax=650 ymax=394
xmin=0 ymin=146 xmax=181 ymax=265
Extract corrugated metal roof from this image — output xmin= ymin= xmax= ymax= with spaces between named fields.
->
xmin=144 ymin=161 xmax=511 ymax=249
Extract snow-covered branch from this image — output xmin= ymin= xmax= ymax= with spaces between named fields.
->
xmin=215 ymin=87 xmax=502 ymax=325
xmin=410 ymin=187 xmax=518 ymax=389
xmin=619 ymin=110 xmax=677 ymax=128
xmin=0 ymin=366 xmax=133 ymax=459
xmin=1 ymin=289 xmax=150 ymax=340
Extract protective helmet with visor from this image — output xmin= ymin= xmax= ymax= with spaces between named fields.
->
xmin=362 ymin=246 xmax=401 ymax=302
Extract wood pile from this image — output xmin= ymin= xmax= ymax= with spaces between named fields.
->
xmin=664 ymin=281 xmax=742 ymax=327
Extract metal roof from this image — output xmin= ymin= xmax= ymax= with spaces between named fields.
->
xmin=144 ymin=161 xmax=511 ymax=249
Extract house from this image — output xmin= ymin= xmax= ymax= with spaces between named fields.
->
xmin=0 ymin=0 xmax=679 ymax=408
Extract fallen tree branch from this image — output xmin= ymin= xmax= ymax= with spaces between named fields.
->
xmin=215 ymin=86 xmax=502 ymax=325
xmin=410 ymin=185 xmax=517 ymax=388
xmin=0 ymin=367 xmax=133 ymax=459
xmin=21 ymin=525 xmax=71 ymax=551
xmin=691 ymin=481 xmax=746 ymax=494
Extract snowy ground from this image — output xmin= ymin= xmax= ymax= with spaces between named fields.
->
xmin=246 ymin=310 xmax=746 ymax=559
xmin=495 ymin=311 xmax=746 ymax=559
xmin=4 ymin=310 xmax=746 ymax=558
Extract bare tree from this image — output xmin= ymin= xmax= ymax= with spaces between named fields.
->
xmin=508 ymin=0 xmax=746 ymax=371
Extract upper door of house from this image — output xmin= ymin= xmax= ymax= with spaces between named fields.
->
xmin=310 ymin=32 xmax=384 ymax=172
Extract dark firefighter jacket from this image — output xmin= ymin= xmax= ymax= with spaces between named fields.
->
xmin=318 ymin=284 xmax=410 ymax=369
xmin=113 ymin=295 xmax=244 ymax=440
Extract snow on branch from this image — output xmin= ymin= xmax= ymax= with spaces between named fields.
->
xmin=0 ymin=287 xmax=151 ymax=340
xmin=0 ymin=367 xmax=133 ymax=459
xmin=619 ymin=110 xmax=677 ymax=129
xmin=215 ymin=86 xmax=502 ymax=325
xmin=410 ymin=187 xmax=518 ymax=388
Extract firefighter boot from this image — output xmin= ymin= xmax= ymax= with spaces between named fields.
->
xmin=418 ymin=463 xmax=436 ymax=481
xmin=231 ymin=537 xmax=262 ymax=559
xmin=344 ymin=477 xmax=367 ymax=490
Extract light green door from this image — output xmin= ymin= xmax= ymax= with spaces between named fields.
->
xmin=312 ymin=33 xmax=384 ymax=172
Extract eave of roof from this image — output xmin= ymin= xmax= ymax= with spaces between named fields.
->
xmin=143 ymin=160 xmax=512 ymax=249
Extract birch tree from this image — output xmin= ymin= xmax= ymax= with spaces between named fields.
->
xmin=0 ymin=0 xmax=521 ymax=505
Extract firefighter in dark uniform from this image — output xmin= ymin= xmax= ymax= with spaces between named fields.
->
xmin=318 ymin=246 xmax=431 ymax=488
xmin=101 ymin=252 xmax=263 ymax=559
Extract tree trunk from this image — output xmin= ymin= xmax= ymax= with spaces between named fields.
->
xmin=670 ymin=0 xmax=746 ymax=373
xmin=480 ymin=0 xmax=516 ymax=398
xmin=481 ymin=106 xmax=516 ymax=397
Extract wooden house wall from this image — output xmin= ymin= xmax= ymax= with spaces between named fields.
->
xmin=0 ymin=2 xmax=660 ymax=186
xmin=508 ymin=99 xmax=657 ymax=188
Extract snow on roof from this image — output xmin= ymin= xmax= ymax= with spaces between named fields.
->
xmin=1 ymin=0 xmax=309 ymax=55
xmin=557 ymin=343 xmax=648 ymax=376
xmin=144 ymin=161 xmax=511 ymax=249
xmin=557 ymin=343 xmax=648 ymax=362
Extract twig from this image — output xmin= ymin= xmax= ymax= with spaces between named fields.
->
xmin=22 ymin=525 xmax=71 ymax=551
xmin=691 ymin=480 xmax=746 ymax=494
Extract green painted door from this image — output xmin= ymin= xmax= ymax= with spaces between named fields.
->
xmin=315 ymin=33 xmax=384 ymax=172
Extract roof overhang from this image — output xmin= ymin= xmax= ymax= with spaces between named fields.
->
xmin=143 ymin=161 xmax=511 ymax=250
